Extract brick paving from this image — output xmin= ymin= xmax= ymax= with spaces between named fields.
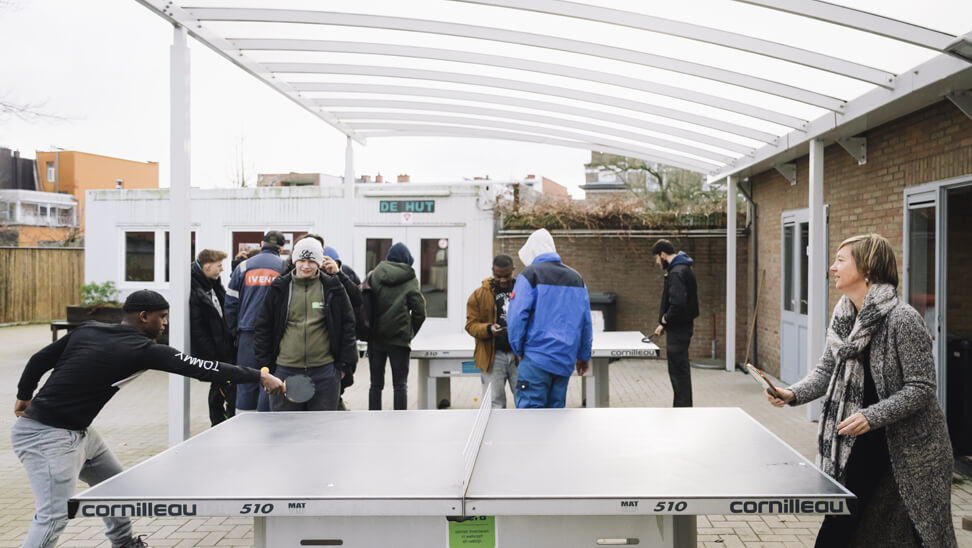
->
xmin=2 ymin=323 xmax=971 ymax=547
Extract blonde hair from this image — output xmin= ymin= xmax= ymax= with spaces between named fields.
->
xmin=837 ymin=233 xmax=898 ymax=289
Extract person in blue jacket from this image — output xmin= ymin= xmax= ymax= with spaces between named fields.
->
xmin=224 ymin=230 xmax=287 ymax=412
xmin=508 ymin=228 xmax=593 ymax=408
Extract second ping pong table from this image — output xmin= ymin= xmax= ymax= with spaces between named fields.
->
xmin=69 ymin=405 xmax=851 ymax=547
xmin=411 ymin=330 xmax=660 ymax=409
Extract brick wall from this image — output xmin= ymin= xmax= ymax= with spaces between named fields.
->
xmin=494 ymin=232 xmax=751 ymax=362
xmin=751 ymin=100 xmax=972 ymax=377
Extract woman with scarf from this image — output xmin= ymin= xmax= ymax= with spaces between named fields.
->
xmin=766 ymin=233 xmax=955 ymax=547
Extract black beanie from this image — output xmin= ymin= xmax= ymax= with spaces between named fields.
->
xmin=123 ymin=290 xmax=170 ymax=312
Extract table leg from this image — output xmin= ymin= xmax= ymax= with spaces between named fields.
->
xmin=51 ymin=324 xmax=58 ymax=342
xmin=416 ymin=359 xmax=430 ymax=410
xmin=253 ymin=517 xmax=267 ymax=548
xmin=435 ymin=377 xmax=451 ymax=408
xmin=588 ymin=358 xmax=611 ymax=407
xmin=673 ymin=515 xmax=696 ymax=548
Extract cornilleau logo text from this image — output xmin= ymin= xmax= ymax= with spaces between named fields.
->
xmin=729 ymin=499 xmax=845 ymax=514
xmin=82 ymin=503 xmax=197 ymax=517
xmin=174 ymin=352 xmax=220 ymax=371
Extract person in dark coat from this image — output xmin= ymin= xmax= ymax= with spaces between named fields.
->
xmin=254 ymin=238 xmax=357 ymax=411
xmin=651 ymin=239 xmax=699 ymax=408
xmin=767 ymin=233 xmax=956 ymax=547
xmin=367 ymin=242 xmax=426 ymax=410
xmin=189 ymin=248 xmax=237 ymax=426
xmin=323 ymin=245 xmax=362 ymax=410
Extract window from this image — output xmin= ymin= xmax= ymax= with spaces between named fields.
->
xmin=46 ymin=162 xmax=55 ymax=183
xmin=164 ymin=231 xmax=197 ymax=282
xmin=0 ymin=201 xmax=10 ymax=222
xmin=125 ymin=232 xmax=155 ymax=282
xmin=420 ymin=238 xmax=448 ymax=318
xmin=365 ymin=238 xmax=392 ymax=276
xmin=57 ymin=208 xmax=74 ymax=226
xmin=783 ymin=225 xmax=794 ymax=312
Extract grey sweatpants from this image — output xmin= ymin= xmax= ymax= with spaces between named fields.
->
xmin=11 ymin=417 xmax=132 ymax=548
xmin=481 ymin=350 xmax=518 ymax=408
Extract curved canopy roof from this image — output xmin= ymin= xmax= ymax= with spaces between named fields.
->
xmin=135 ymin=0 xmax=972 ymax=179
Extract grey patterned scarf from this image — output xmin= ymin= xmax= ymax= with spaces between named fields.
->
xmin=817 ymin=283 xmax=897 ymax=483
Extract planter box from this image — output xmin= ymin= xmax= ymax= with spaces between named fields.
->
xmin=66 ymin=305 xmax=124 ymax=324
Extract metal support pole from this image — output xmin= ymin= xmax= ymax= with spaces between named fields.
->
xmin=344 ymin=136 xmax=355 ymax=267
xmin=726 ymin=175 xmax=737 ymax=372
xmin=807 ymin=139 xmax=827 ymax=420
xmin=168 ymin=24 xmax=191 ymax=446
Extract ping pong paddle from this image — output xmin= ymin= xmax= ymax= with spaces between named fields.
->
xmin=260 ymin=367 xmax=315 ymax=403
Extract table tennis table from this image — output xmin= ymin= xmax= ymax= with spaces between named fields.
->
xmin=411 ymin=331 xmax=660 ymax=409
xmin=69 ymin=406 xmax=852 ymax=548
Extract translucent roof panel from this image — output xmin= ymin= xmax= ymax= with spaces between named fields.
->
xmin=135 ymin=0 xmax=972 ymax=176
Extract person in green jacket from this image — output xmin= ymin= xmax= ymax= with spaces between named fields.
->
xmin=368 ymin=242 xmax=426 ymax=410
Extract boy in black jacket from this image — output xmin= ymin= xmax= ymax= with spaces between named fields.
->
xmin=12 ymin=290 xmax=284 ymax=548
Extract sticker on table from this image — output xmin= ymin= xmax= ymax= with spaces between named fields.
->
xmin=449 ymin=516 xmax=495 ymax=547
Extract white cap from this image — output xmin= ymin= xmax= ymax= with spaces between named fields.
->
xmin=292 ymin=238 xmax=324 ymax=267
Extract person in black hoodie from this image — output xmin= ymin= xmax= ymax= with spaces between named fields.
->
xmin=652 ymin=239 xmax=700 ymax=408
xmin=189 ymin=249 xmax=237 ymax=426
xmin=13 ymin=290 xmax=284 ymax=548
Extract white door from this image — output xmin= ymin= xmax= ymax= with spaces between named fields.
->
xmin=353 ymin=226 xmax=464 ymax=333
xmin=780 ymin=210 xmax=809 ymax=384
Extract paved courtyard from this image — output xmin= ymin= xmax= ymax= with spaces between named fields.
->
xmin=1 ymin=322 xmax=970 ymax=547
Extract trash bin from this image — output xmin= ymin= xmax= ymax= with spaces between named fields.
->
xmin=947 ymin=338 xmax=972 ymax=454
xmin=589 ymin=292 xmax=617 ymax=332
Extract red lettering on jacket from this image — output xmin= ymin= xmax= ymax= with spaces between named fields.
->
xmin=245 ymin=268 xmax=280 ymax=287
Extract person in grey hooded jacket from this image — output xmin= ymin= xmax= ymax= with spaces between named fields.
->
xmin=367 ymin=242 xmax=427 ymax=410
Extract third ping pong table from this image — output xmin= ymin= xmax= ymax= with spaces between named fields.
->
xmin=411 ymin=330 xmax=660 ymax=409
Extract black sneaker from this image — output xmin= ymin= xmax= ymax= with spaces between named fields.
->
xmin=115 ymin=535 xmax=148 ymax=548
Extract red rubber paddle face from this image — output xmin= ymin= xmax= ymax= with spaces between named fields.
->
xmin=285 ymin=374 xmax=315 ymax=403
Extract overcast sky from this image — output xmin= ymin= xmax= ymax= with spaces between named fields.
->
xmin=1 ymin=0 xmax=969 ymax=197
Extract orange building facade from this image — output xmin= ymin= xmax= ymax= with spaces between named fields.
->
xmin=34 ymin=151 xmax=158 ymax=232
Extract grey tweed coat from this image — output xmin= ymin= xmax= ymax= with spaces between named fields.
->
xmin=789 ymin=302 xmax=956 ymax=547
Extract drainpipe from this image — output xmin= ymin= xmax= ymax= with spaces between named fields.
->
xmin=737 ymin=179 xmax=758 ymax=368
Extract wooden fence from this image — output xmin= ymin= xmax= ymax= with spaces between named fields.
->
xmin=0 ymin=247 xmax=84 ymax=323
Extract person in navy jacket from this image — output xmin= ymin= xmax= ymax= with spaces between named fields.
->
xmin=224 ymin=230 xmax=287 ymax=412
xmin=508 ymin=229 xmax=593 ymax=408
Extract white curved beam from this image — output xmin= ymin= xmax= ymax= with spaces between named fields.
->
xmin=131 ymin=1 xmax=365 ymax=143
xmin=343 ymin=115 xmax=726 ymax=169
xmin=335 ymin=109 xmax=736 ymax=164
xmin=734 ymin=0 xmax=956 ymax=50
xmin=276 ymin=64 xmax=791 ymax=140
xmin=359 ymin=126 xmax=715 ymax=173
xmin=233 ymin=38 xmax=838 ymax=120
xmin=311 ymin=91 xmax=757 ymax=154
xmin=450 ymin=0 xmax=895 ymax=86
xmin=187 ymin=8 xmax=845 ymax=109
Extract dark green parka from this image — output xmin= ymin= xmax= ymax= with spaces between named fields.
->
xmin=369 ymin=260 xmax=427 ymax=348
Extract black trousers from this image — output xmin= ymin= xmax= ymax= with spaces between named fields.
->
xmin=665 ymin=327 xmax=693 ymax=408
xmin=207 ymin=381 xmax=236 ymax=426
xmin=368 ymin=342 xmax=411 ymax=410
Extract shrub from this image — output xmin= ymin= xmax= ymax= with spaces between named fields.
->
xmin=80 ymin=281 xmax=121 ymax=308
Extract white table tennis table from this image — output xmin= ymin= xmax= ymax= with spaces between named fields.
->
xmin=412 ymin=331 xmax=660 ymax=409
xmin=69 ymin=406 xmax=852 ymax=548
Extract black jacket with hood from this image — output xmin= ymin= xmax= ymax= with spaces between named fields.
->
xmin=253 ymin=270 xmax=357 ymax=376
xmin=659 ymin=251 xmax=700 ymax=331
xmin=189 ymin=262 xmax=235 ymax=362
